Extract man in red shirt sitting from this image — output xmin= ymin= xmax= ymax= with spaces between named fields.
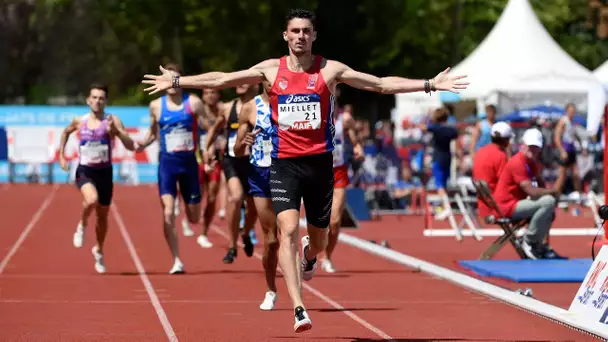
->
xmin=493 ymin=128 xmax=566 ymax=260
xmin=472 ymin=122 xmax=513 ymax=218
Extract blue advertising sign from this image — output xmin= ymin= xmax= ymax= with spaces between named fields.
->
xmin=0 ymin=105 xmax=150 ymax=127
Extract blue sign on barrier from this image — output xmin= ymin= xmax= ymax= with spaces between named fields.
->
xmin=0 ymin=127 xmax=7 ymax=161
xmin=0 ymin=161 xmax=160 ymax=184
xmin=0 ymin=105 xmax=150 ymax=127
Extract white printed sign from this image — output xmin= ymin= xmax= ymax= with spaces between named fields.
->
xmin=278 ymin=94 xmax=321 ymax=131
xmin=80 ymin=143 xmax=110 ymax=165
xmin=165 ymin=131 xmax=194 ymax=152
xmin=569 ymin=246 xmax=608 ymax=326
xmin=227 ymin=133 xmax=237 ymax=157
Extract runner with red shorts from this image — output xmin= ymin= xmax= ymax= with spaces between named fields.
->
xmin=180 ymin=88 xmax=225 ymax=248
xmin=142 ymin=8 xmax=468 ymax=332
xmin=322 ymin=104 xmax=364 ymax=273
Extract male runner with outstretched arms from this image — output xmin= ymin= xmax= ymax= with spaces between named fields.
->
xmin=204 ymin=85 xmax=258 ymax=264
xmin=142 ymin=8 xmax=468 ymax=332
xmin=60 ymin=83 xmax=137 ymax=273
xmin=233 ymin=81 xmax=280 ymax=310
xmin=137 ymin=64 xmax=206 ymax=274
xmin=322 ymin=102 xmax=364 ymax=273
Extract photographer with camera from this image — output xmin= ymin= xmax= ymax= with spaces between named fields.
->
xmin=493 ymin=128 xmax=568 ymax=260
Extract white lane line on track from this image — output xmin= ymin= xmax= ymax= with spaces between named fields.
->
xmin=112 ymin=204 xmax=178 ymax=342
xmin=339 ymin=232 xmax=608 ymax=340
xmin=0 ymin=184 xmax=59 ymax=275
xmin=211 ymin=224 xmax=393 ymax=340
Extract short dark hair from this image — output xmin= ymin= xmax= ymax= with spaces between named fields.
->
xmin=285 ymin=9 xmax=316 ymax=30
xmin=491 ymin=136 xmax=510 ymax=145
xmin=432 ymin=107 xmax=449 ymax=123
xmin=89 ymin=83 xmax=108 ymax=97
xmin=565 ymin=102 xmax=576 ymax=111
xmin=485 ymin=104 xmax=497 ymax=114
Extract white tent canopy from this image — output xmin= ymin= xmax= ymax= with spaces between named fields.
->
xmin=447 ymin=0 xmax=600 ymax=112
xmin=587 ymin=60 xmax=608 ymax=136
xmin=595 ymin=60 xmax=608 ymax=84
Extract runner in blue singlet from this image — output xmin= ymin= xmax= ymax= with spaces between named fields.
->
xmin=138 ymin=64 xmax=206 ymax=274
xmin=234 ymin=81 xmax=279 ymax=310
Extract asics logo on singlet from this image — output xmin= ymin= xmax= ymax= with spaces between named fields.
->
xmin=285 ymin=95 xmax=311 ymax=104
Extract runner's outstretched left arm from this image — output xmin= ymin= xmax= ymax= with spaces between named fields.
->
xmin=333 ymin=61 xmax=469 ymax=95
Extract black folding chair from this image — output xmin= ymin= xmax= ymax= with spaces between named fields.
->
xmin=473 ymin=180 xmax=528 ymax=260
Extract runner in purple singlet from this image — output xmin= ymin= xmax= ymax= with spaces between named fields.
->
xmin=59 ymin=83 xmax=137 ymax=274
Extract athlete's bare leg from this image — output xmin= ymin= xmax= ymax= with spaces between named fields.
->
xmin=277 ymin=209 xmax=304 ymax=308
xmin=218 ymin=173 xmax=228 ymax=219
xmin=203 ymin=180 xmax=219 ymax=234
xmin=304 ymin=225 xmax=328 ymax=266
xmin=78 ymin=183 xmax=98 ymax=233
xmin=243 ymin=196 xmax=258 ymax=235
xmin=75 ymin=183 xmax=109 ymax=273
xmin=254 ymin=196 xmax=279 ymax=310
xmin=324 ymin=187 xmax=346 ymax=272
xmin=160 ymin=194 xmax=184 ymax=273
xmin=94 ymin=205 xmax=110 ymax=254
xmin=223 ymin=177 xmax=245 ymax=263
xmin=90 ymin=205 xmax=110 ymax=274
xmin=571 ymin=164 xmax=583 ymax=195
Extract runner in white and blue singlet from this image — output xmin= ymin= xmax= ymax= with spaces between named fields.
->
xmin=138 ymin=64 xmax=206 ymax=275
xmin=234 ymin=81 xmax=279 ymax=311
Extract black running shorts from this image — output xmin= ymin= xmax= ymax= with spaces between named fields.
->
xmin=270 ymin=152 xmax=334 ymax=228
xmin=222 ymin=156 xmax=250 ymax=194
xmin=556 ymin=150 xmax=577 ymax=167
xmin=75 ymin=165 xmax=113 ymax=206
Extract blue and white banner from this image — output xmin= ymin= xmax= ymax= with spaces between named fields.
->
xmin=0 ymin=105 xmax=163 ymax=184
xmin=0 ymin=105 xmax=150 ymax=127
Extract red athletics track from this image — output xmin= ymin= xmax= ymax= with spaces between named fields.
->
xmin=353 ymin=213 xmax=596 ymax=310
xmin=0 ymin=185 xmax=599 ymax=341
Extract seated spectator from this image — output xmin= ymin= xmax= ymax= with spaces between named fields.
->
xmin=493 ymin=128 xmax=567 ymax=260
xmin=392 ymin=166 xmax=423 ymax=209
xmin=472 ymin=122 xmax=513 ymax=217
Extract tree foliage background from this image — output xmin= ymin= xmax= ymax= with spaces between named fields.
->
xmin=1 ymin=0 xmax=606 ymax=121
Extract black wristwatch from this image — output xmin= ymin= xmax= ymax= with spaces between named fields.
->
xmin=172 ymin=75 xmax=180 ymax=89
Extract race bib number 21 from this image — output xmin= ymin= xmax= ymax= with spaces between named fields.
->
xmin=278 ymin=94 xmax=322 ymax=131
